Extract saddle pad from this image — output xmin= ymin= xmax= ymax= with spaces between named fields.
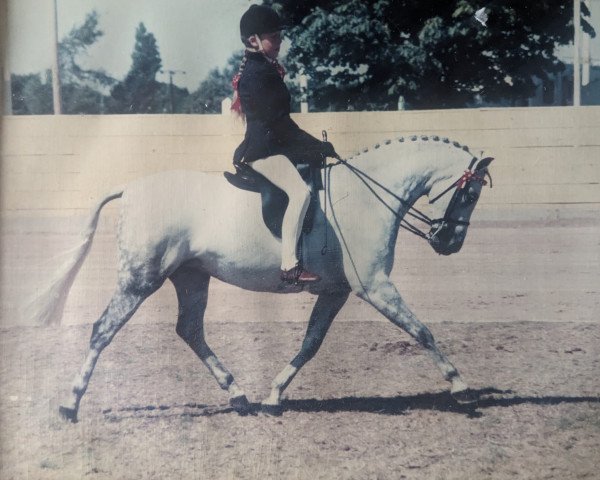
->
xmin=224 ymin=165 xmax=320 ymax=239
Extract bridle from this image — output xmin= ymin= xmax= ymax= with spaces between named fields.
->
xmin=426 ymin=158 xmax=491 ymax=239
xmin=321 ymin=152 xmax=491 ymax=251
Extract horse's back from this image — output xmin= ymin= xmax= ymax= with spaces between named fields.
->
xmin=115 ymin=170 xmax=279 ymax=279
xmin=121 ymin=170 xmax=254 ymax=229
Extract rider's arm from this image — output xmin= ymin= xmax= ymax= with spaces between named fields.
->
xmin=240 ymin=68 xmax=338 ymax=161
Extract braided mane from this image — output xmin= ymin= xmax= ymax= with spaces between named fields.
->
xmin=347 ymin=135 xmax=473 ymax=161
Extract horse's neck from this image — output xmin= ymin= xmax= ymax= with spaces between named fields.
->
xmin=342 ymin=142 xmax=464 ymax=208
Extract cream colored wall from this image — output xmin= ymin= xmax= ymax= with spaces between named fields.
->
xmin=1 ymin=107 xmax=599 ymax=215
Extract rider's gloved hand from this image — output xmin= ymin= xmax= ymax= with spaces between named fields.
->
xmin=321 ymin=141 xmax=339 ymax=159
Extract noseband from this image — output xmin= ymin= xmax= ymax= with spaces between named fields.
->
xmin=427 ymin=168 xmax=489 ymax=234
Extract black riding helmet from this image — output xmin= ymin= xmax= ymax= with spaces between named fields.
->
xmin=240 ymin=5 xmax=283 ymax=43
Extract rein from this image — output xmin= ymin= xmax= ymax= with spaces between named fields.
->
xmin=330 ymin=159 xmax=433 ymax=239
xmin=320 ymin=153 xmax=489 ymax=252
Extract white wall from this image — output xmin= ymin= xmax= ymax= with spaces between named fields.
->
xmin=1 ymin=107 xmax=599 ymax=215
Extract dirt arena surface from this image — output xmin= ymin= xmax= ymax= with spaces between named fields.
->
xmin=1 ymin=204 xmax=599 ymax=479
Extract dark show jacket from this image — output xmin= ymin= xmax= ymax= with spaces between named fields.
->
xmin=233 ymin=51 xmax=325 ymax=167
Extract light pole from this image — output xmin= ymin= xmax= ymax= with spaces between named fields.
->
xmin=1 ymin=0 xmax=11 ymax=114
xmin=160 ymin=69 xmax=186 ymax=113
xmin=299 ymin=73 xmax=308 ymax=113
xmin=582 ymin=0 xmax=591 ymax=87
xmin=574 ymin=0 xmax=581 ymax=106
xmin=51 ymin=0 xmax=62 ymax=114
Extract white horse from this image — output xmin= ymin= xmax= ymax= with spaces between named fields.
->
xmin=31 ymin=135 xmax=493 ymax=421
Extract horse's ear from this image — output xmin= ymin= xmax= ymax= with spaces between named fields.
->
xmin=475 ymin=157 xmax=494 ymax=171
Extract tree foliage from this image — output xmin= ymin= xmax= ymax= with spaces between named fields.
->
xmin=185 ymin=51 xmax=302 ymax=114
xmin=59 ymin=11 xmax=114 ymax=89
xmin=155 ymin=81 xmax=190 ymax=113
xmin=109 ymin=23 xmax=164 ymax=113
xmin=58 ymin=10 xmax=115 ymax=114
xmin=10 ymin=71 xmax=53 ymax=115
xmin=266 ymin=0 xmax=595 ymax=110
xmin=186 ymin=52 xmax=243 ymax=113
xmin=9 ymin=11 xmax=113 ymax=114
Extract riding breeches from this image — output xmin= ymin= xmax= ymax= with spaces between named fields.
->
xmin=249 ymin=155 xmax=311 ymax=271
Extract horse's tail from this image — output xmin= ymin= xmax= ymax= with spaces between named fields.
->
xmin=27 ymin=188 xmax=124 ymax=326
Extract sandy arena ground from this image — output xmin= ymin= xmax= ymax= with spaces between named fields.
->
xmin=0 ymin=204 xmax=599 ymax=479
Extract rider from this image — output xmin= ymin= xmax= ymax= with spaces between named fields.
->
xmin=232 ymin=5 xmax=337 ymax=284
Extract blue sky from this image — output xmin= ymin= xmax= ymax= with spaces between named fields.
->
xmin=6 ymin=0 xmax=600 ymax=91
xmin=6 ymin=0 xmax=255 ymax=90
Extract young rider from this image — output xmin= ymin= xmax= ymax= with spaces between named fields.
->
xmin=232 ymin=5 xmax=337 ymax=284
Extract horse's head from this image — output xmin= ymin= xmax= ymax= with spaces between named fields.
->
xmin=426 ymin=156 xmax=494 ymax=255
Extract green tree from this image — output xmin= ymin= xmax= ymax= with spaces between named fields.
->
xmin=186 ymin=51 xmax=301 ymax=114
xmin=58 ymin=11 xmax=114 ymax=114
xmin=266 ymin=0 xmax=595 ymax=110
xmin=155 ymin=81 xmax=190 ymax=113
xmin=109 ymin=23 xmax=164 ymax=113
xmin=9 ymin=12 xmax=112 ymax=115
xmin=186 ymin=52 xmax=243 ymax=113
xmin=59 ymin=11 xmax=114 ymax=89
xmin=10 ymin=71 xmax=53 ymax=115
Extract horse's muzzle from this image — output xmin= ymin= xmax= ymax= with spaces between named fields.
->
xmin=428 ymin=226 xmax=464 ymax=255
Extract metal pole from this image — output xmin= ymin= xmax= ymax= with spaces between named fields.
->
xmin=1 ymin=0 xmax=11 ymax=114
xmin=582 ymin=0 xmax=591 ymax=87
xmin=160 ymin=69 xmax=185 ymax=113
xmin=2 ymin=70 xmax=10 ymax=115
xmin=299 ymin=74 xmax=308 ymax=113
xmin=573 ymin=0 xmax=581 ymax=106
xmin=51 ymin=0 xmax=62 ymax=114
xmin=169 ymin=72 xmax=174 ymax=113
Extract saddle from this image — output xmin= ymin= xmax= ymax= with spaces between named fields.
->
xmin=223 ymin=161 xmax=323 ymax=239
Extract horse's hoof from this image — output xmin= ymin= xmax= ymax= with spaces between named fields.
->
xmin=59 ymin=406 xmax=78 ymax=423
xmin=452 ymin=388 xmax=479 ymax=405
xmin=229 ymin=395 xmax=251 ymax=416
xmin=261 ymin=403 xmax=283 ymax=417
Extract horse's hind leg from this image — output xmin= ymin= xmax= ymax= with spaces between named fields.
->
xmin=60 ymin=287 xmax=148 ymax=422
xmin=358 ymin=280 xmax=472 ymax=402
xmin=262 ymin=291 xmax=349 ymax=411
xmin=170 ymin=268 xmax=249 ymax=414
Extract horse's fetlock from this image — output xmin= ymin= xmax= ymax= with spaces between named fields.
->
xmin=270 ymin=379 xmax=281 ymax=391
xmin=221 ymin=373 xmax=234 ymax=390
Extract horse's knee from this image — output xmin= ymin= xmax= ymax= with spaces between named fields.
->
xmin=176 ymin=316 xmax=205 ymax=348
xmin=175 ymin=318 xmax=194 ymax=342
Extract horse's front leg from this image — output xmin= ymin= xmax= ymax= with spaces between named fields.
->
xmin=358 ymin=278 xmax=471 ymax=401
xmin=262 ymin=291 xmax=349 ymax=412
